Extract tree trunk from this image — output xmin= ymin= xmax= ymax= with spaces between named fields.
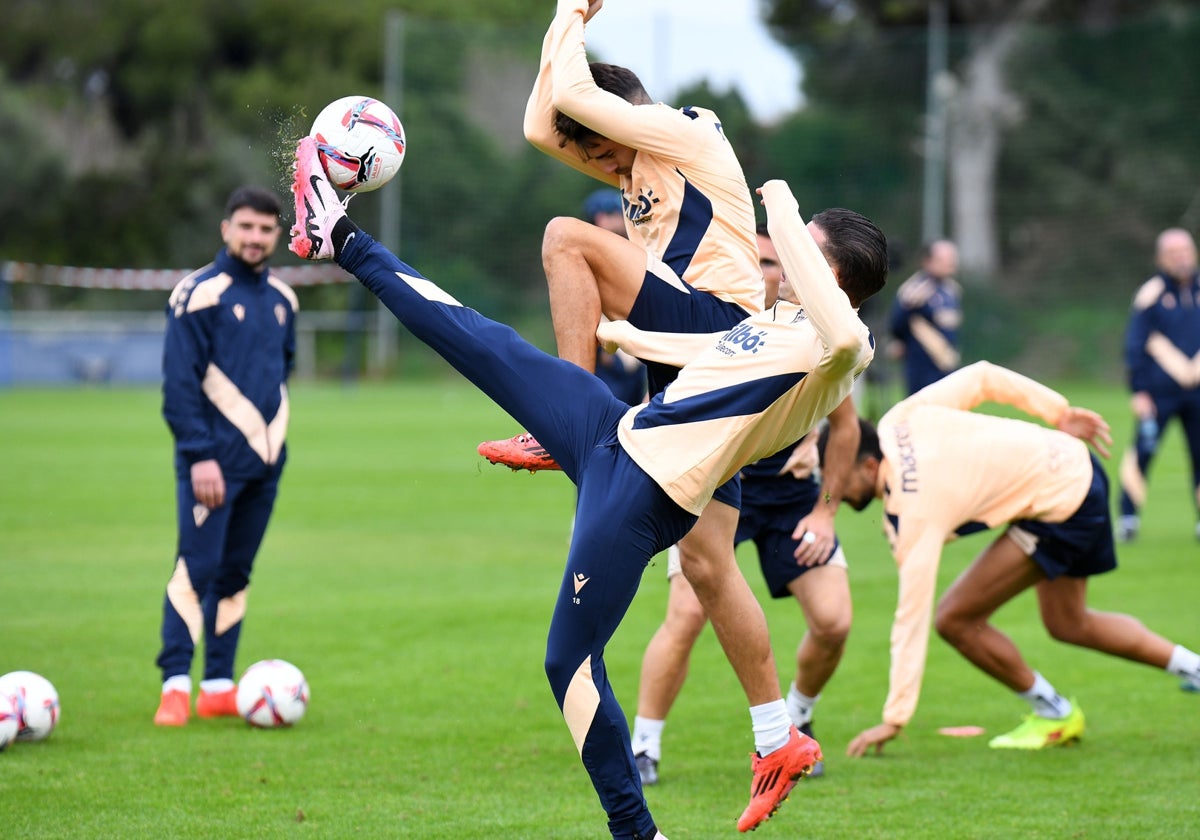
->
xmin=945 ymin=0 xmax=1053 ymax=283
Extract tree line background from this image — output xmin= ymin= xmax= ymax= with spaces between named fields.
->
xmin=2 ymin=0 xmax=1197 ymax=381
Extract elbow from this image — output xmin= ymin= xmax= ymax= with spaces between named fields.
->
xmin=830 ymin=336 xmax=871 ymax=371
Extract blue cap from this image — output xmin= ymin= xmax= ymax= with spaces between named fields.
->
xmin=583 ymin=188 xmax=623 ymax=219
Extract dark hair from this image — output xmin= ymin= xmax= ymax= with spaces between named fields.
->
xmin=225 ymin=186 xmax=282 ymax=220
xmin=810 ymin=207 xmax=889 ymax=307
xmin=554 ymin=62 xmax=651 ymax=147
xmin=756 ymin=221 xmax=770 ymax=238
xmin=817 ymin=417 xmax=882 ymax=466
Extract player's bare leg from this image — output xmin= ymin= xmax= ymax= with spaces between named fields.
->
xmin=678 ymin=501 xmax=819 ymax=832
xmin=540 ymin=216 xmax=648 ymax=371
xmin=677 ymin=503 xmax=778 ymax=706
xmin=788 ymin=565 xmax=851 ymax=699
xmin=637 ymin=572 xmax=706 ymax=721
xmin=1036 ymin=575 xmax=1175 ymax=667
xmin=632 ymin=571 xmax=707 ymax=785
xmin=478 ymin=217 xmax=647 ymax=471
xmin=934 ymin=534 xmax=1046 ymax=690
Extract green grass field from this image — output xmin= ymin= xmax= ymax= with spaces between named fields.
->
xmin=1 ymin=379 xmax=1198 ymax=839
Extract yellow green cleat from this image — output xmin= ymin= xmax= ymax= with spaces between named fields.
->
xmin=988 ymin=701 xmax=1085 ymax=750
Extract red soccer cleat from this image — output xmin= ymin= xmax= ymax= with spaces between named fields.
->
xmin=196 ymin=687 xmax=240 ymax=719
xmin=477 ymin=433 xmax=562 ymax=472
xmin=737 ymin=725 xmax=822 ymax=832
xmin=153 ymin=689 xmax=190 ymax=727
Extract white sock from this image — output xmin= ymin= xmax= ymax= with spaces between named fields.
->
xmin=631 ymin=716 xmax=664 ymax=761
xmin=1019 ymin=672 xmax=1071 ymax=719
xmin=750 ymin=699 xmax=792 ymax=756
xmin=162 ymin=675 xmax=192 ymax=694
xmin=199 ymin=678 xmax=235 ymax=693
xmin=1167 ymin=645 xmax=1200 ymax=687
xmin=786 ymin=682 xmax=819 ymax=727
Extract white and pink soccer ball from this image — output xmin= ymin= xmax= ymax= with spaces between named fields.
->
xmin=0 ymin=670 xmax=60 ymax=744
xmin=0 ymin=693 xmax=18 ymax=751
xmin=236 ymin=659 xmax=309 ymax=728
xmin=309 ymin=95 xmax=406 ymax=193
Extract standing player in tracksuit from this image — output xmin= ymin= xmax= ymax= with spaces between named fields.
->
xmin=887 ymin=239 xmax=962 ymax=395
xmin=154 ymin=186 xmax=298 ymax=727
xmin=290 ymin=135 xmax=888 ymax=838
xmin=1116 ymin=227 xmax=1200 ymax=543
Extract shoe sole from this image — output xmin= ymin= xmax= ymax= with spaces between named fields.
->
xmin=989 ymin=732 xmax=1083 ymax=749
xmin=476 ymin=448 xmax=560 ymax=473
xmin=739 ymin=761 xmax=818 ymax=832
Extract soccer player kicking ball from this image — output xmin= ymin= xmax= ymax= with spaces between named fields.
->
xmin=289 ymin=136 xmax=887 ymax=836
xmin=825 ymin=361 xmax=1200 ymax=756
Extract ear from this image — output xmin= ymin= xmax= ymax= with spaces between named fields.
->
xmin=862 ymin=454 xmax=882 ymax=488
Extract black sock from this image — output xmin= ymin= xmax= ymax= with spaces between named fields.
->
xmin=331 ymin=216 xmax=361 ymax=260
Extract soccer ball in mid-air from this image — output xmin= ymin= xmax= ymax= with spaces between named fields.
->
xmin=0 ymin=692 xmax=18 ymax=751
xmin=0 ymin=671 xmax=60 ymax=742
xmin=309 ymin=95 xmax=406 ymax=193
xmin=236 ymin=659 xmax=309 ymax=728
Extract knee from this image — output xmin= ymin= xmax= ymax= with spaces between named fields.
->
xmin=807 ymin=613 xmax=851 ymax=650
xmin=543 ymin=647 xmax=580 ymax=702
xmin=541 ymin=216 xmax=588 ymax=258
xmin=664 ymin=594 xmax=708 ymax=641
xmin=934 ymin=603 xmax=969 ymax=646
xmin=1043 ymin=615 xmax=1084 ymax=645
xmin=677 ymin=548 xmax=728 ymax=590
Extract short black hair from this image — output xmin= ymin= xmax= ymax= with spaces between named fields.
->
xmin=554 ymin=62 xmax=651 ymax=147
xmin=225 ymin=186 xmax=281 ymax=220
xmin=810 ymin=207 xmax=889 ymax=307
xmin=817 ymin=416 xmax=882 ymax=466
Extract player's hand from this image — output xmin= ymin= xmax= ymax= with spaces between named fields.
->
xmin=584 ymin=0 xmax=604 ymax=23
xmin=595 ymin=319 xmax=629 ymax=355
xmin=1131 ymin=391 xmax=1155 ymax=420
xmin=793 ymin=506 xmax=835 ymax=567
xmin=1057 ymin=406 xmax=1112 ymax=458
xmin=846 ymin=723 xmax=901 ymax=758
xmin=190 ymin=459 xmax=226 ymax=509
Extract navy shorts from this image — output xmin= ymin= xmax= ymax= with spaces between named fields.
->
xmin=735 ymin=502 xmax=843 ymax=598
xmin=1009 ymin=454 xmax=1118 ymax=580
xmin=626 ymin=257 xmax=752 ymax=398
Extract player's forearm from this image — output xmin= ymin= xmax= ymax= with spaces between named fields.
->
xmin=596 ymin=320 xmax=715 ymax=367
xmin=880 ymin=540 xmax=944 ymax=728
xmin=760 ymin=180 xmax=870 ymax=376
xmin=816 ymin=398 xmax=859 ymax=508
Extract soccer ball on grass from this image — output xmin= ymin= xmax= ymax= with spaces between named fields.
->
xmin=0 ymin=670 xmax=60 ymax=742
xmin=309 ymin=95 xmax=406 ymax=193
xmin=236 ymin=659 xmax=309 ymax=728
xmin=0 ymin=692 xmax=18 ymax=751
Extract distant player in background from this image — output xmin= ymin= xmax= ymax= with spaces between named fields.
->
xmin=475 ymin=3 xmax=813 ymax=828
xmin=887 ymin=239 xmax=961 ymax=395
xmin=1116 ymin=227 xmax=1200 ymax=544
xmin=154 ymin=185 xmax=297 ymax=726
xmin=825 ymin=362 xmax=1200 ymax=757
xmin=630 ymin=225 xmax=860 ymax=785
xmin=583 ymin=187 xmax=647 ymax=406
xmin=291 ymin=135 xmax=888 ymax=836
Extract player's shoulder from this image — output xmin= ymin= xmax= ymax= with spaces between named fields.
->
xmin=1131 ymin=275 xmax=1168 ymax=311
xmin=895 ymin=274 xmax=936 ymax=307
xmin=167 ymin=264 xmax=227 ymax=316
xmin=676 ymin=105 xmax=730 ymax=140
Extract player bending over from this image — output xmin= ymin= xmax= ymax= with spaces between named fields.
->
xmin=826 ymin=361 xmax=1200 ymax=755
